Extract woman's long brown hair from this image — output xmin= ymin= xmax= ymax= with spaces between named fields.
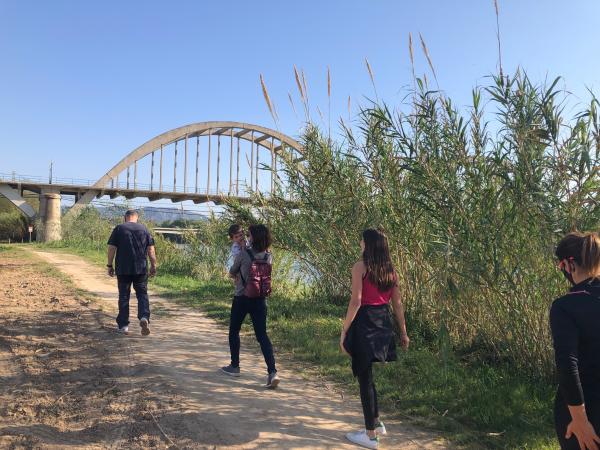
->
xmin=249 ymin=224 xmax=272 ymax=253
xmin=362 ymin=228 xmax=396 ymax=291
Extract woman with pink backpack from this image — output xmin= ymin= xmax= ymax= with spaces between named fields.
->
xmin=221 ymin=224 xmax=279 ymax=389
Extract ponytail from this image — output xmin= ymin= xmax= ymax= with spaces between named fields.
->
xmin=581 ymin=232 xmax=600 ymax=274
xmin=556 ymin=231 xmax=600 ymax=274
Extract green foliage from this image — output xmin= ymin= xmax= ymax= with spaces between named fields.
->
xmin=0 ymin=198 xmax=29 ymax=241
xmin=156 ymin=216 xmax=230 ymax=279
xmin=242 ymin=71 xmax=599 ymax=378
xmin=54 ymin=207 xmax=115 ymax=252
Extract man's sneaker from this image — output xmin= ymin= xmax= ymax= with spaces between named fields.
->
xmin=346 ymin=430 xmax=379 ymax=449
xmin=117 ymin=326 xmax=129 ymax=334
xmin=375 ymin=420 xmax=387 ymax=436
xmin=140 ymin=317 xmax=150 ymax=336
xmin=221 ymin=365 xmax=241 ymax=377
xmin=265 ymin=371 xmax=280 ymax=389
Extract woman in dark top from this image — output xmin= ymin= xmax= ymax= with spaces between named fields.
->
xmin=551 ymin=231 xmax=600 ymax=450
xmin=340 ymin=228 xmax=409 ymax=449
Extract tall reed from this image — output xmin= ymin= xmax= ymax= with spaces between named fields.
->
xmin=243 ymin=71 xmax=600 ymax=377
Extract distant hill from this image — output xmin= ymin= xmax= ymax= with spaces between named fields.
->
xmin=93 ymin=205 xmax=208 ymax=224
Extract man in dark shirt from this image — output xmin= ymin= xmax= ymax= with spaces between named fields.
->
xmin=107 ymin=210 xmax=157 ymax=336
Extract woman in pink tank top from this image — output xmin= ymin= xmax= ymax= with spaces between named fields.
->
xmin=361 ymin=273 xmax=394 ymax=306
xmin=340 ymin=228 xmax=410 ymax=449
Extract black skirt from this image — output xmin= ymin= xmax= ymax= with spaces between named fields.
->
xmin=343 ymin=304 xmax=397 ymax=376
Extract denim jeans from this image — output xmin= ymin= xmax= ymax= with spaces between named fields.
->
xmin=116 ymin=274 xmax=150 ymax=328
xmin=228 ymin=295 xmax=276 ymax=373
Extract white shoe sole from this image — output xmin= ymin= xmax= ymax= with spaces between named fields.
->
xmin=345 ymin=432 xmax=378 ymax=449
xmin=140 ymin=319 xmax=150 ymax=336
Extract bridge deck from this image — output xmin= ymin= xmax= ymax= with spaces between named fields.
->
xmin=0 ymin=181 xmax=256 ymax=205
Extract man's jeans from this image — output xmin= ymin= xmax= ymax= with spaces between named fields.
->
xmin=116 ymin=274 xmax=150 ymax=328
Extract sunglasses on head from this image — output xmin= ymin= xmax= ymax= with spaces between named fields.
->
xmin=557 ymin=256 xmax=575 ymax=271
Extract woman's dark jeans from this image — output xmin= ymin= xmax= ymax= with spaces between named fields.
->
xmin=228 ymin=295 xmax=276 ymax=374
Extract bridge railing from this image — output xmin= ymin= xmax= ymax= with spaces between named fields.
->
xmin=0 ymin=172 xmax=97 ymax=186
xmin=0 ymin=172 xmax=291 ymax=199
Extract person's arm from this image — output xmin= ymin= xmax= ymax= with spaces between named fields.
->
xmin=391 ymin=284 xmax=409 ymax=349
xmin=229 ymin=252 xmax=243 ymax=277
xmin=227 ymin=245 xmax=239 ymax=278
xmin=339 ymin=262 xmax=364 ymax=354
xmin=550 ymin=301 xmax=600 ymax=449
xmin=107 ymin=245 xmax=117 ymax=277
xmin=106 ymin=226 xmax=119 ymax=277
xmin=147 ymin=245 xmax=157 ymax=277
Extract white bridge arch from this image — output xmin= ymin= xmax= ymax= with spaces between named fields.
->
xmin=68 ymin=121 xmax=304 ymax=215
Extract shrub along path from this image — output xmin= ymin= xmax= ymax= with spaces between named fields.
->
xmin=30 ymin=249 xmax=448 ymax=449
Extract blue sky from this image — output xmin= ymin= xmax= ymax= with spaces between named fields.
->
xmin=1 ymin=0 xmax=599 ymax=186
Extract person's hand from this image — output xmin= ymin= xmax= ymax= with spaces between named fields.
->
xmin=149 ymin=265 xmax=157 ymax=278
xmin=399 ymin=332 xmax=410 ymax=350
xmin=107 ymin=267 xmax=115 ymax=277
xmin=566 ymin=418 xmax=600 ymax=450
xmin=339 ymin=330 xmax=350 ymax=356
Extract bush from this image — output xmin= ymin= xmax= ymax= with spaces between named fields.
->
xmin=239 ymin=71 xmax=600 ymax=378
xmin=0 ymin=210 xmax=28 ymax=241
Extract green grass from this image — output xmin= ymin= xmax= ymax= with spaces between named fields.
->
xmin=36 ymin=243 xmax=559 ymax=449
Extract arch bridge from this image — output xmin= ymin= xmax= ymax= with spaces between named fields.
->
xmin=0 ymin=121 xmax=304 ymax=241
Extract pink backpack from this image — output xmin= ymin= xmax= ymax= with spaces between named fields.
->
xmin=243 ymin=249 xmax=272 ymax=298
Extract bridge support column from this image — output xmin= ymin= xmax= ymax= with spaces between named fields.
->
xmin=41 ymin=192 xmax=61 ymax=242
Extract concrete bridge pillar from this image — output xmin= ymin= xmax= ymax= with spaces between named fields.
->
xmin=41 ymin=192 xmax=61 ymax=242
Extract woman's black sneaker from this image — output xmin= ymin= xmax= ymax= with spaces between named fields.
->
xmin=221 ymin=365 xmax=241 ymax=377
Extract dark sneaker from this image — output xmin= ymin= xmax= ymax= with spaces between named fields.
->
xmin=266 ymin=371 xmax=280 ymax=389
xmin=221 ymin=365 xmax=241 ymax=377
xmin=140 ymin=317 xmax=150 ymax=336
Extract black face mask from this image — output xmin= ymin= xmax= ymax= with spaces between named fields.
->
xmin=561 ymin=267 xmax=575 ymax=286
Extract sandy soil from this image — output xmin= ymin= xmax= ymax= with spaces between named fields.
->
xmin=0 ymin=248 xmax=449 ymax=449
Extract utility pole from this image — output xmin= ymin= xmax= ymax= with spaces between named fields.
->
xmin=49 ymin=161 xmax=53 ymax=184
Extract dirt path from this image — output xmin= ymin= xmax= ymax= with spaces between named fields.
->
xmin=10 ymin=249 xmax=448 ymax=449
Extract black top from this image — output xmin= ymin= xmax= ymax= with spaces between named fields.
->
xmin=343 ymin=305 xmax=396 ymax=377
xmin=550 ymin=278 xmax=600 ymax=406
xmin=107 ymin=222 xmax=155 ymax=275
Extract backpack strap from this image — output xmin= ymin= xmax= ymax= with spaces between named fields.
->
xmin=240 ymin=249 xmax=255 ymax=286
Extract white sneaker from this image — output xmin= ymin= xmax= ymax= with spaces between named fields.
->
xmin=266 ymin=371 xmax=280 ymax=389
xmin=117 ymin=326 xmax=129 ymax=334
xmin=140 ymin=317 xmax=150 ymax=336
xmin=345 ymin=430 xmax=379 ymax=449
xmin=376 ymin=420 xmax=387 ymax=436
